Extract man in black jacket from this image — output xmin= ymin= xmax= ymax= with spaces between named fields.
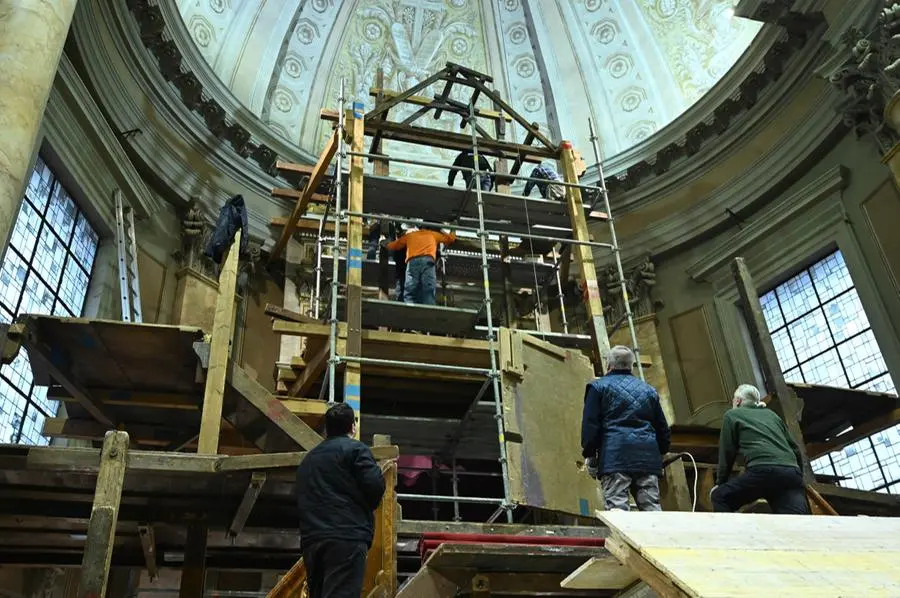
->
xmin=581 ymin=345 xmax=671 ymax=511
xmin=296 ymin=403 xmax=386 ymax=598
xmin=448 ymin=150 xmax=494 ymax=191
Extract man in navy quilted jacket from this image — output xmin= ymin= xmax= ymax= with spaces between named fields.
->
xmin=581 ymin=345 xmax=671 ymax=511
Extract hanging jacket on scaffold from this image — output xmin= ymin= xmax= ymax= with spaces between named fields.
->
xmin=204 ymin=194 xmax=249 ymax=264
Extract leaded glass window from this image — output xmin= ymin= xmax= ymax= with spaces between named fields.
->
xmin=0 ymin=157 xmax=99 ymax=444
xmin=760 ymin=250 xmax=898 ymax=492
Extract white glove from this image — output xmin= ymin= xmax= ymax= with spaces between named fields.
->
xmin=585 ymin=457 xmax=599 ymax=480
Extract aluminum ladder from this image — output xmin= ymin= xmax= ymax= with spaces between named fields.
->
xmin=115 ymin=191 xmax=143 ymax=323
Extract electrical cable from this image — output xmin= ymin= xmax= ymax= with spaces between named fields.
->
xmin=663 ymin=451 xmax=699 ymax=512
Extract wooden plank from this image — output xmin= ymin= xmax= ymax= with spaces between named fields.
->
xmin=560 ymin=142 xmax=609 ymax=368
xmin=270 ymin=215 xmax=336 ymax=234
xmin=229 ymin=364 xmax=324 ymax=450
xmin=807 ymin=407 xmax=900 ymax=457
xmin=271 ymin=132 xmax=338 ymax=260
xmin=396 ymin=520 xmax=608 ymax=538
xmin=179 ymin=523 xmax=208 ymax=597
xmin=270 ymin=187 xmax=329 ymax=204
xmin=264 ymin=303 xmax=318 ymax=324
xmin=198 ymin=230 xmax=241 ymax=455
xmin=50 ymin=388 xmax=199 ymax=410
xmin=426 ymin=542 xmax=598 ymax=575
xmin=395 ymin=566 xmax=458 ymax=598
xmin=604 ymin=535 xmax=689 ymax=598
xmin=228 ymin=472 xmax=266 ymax=538
xmin=288 ymin=340 xmax=329 ymax=397
xmin=25 ymin=340 xmax=116 ymax=426
xmin=500 ymin=330 xmax=601 ymax=516
xmin=560 ymin=553 xmax=638 ymax=591
xmin=365 ymin=68 xmax=448 ymax=122
xmin=732 ymin=257 xmax=811 ymax=479
xmin=137 ymin=524 xmax=158 ymax=582
xmin=344 ymin=104 xmax=365 ymax=438
xmin=77 ymin=431 xmax=129 ymax=598
xmin=320 ymin=110 xmax=556 ymax=162
xmin=267 ymin=557 xmax=307 ymax=598
xmin=601 ymin=511 xmax=900 ymax=597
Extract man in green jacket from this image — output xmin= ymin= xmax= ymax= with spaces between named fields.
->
xmin=712 ymin=384 xmax=809 ymax=514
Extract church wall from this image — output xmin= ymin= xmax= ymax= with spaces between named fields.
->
xmin=652 ymin=131 xmax=900 ymax=426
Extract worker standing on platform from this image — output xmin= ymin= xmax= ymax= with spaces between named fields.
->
xmin=448 ymin=149 xmax=494 ymax=191
xmin=296 ymin=404 xmax=385 ymax=598
xmin=711 ymin=384 xmax=809 ymax=515
xmin=581 ymin=345 xmax=671 ymax=511
xmin=385 ymin=226 xmax=456 ymax=305
xmin=523 ymin=161 xmax=566 ymax=201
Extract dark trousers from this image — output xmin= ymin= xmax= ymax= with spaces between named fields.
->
xmin=712 ymin=465 xmax=809 ymax=515
xmin=303 ymin=539 xmax=368 ymax=598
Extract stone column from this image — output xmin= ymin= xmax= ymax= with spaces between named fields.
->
xmin=0 ymin=0 xmax=78 ymax=253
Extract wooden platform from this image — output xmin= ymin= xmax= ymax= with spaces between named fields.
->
xmin=398 ymin=542 xmax=630 ymax=597
xmin=572 ymin=511 xmax=900 ymax=597
xmin=7 ymin=316 xmax=322 ymax=453
xmin=322 ymin=253 xmax=557 ymax=288
xmin=338 ymin=298 xmax=480 ymax=335
xmin=344 ymin=173 xmax=604 ymax=234
xmin=0 ymin=443 xmax=396 ymax=570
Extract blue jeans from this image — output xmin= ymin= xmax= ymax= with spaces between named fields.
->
xmin=403 ymin=256 xmax=436 ymax=305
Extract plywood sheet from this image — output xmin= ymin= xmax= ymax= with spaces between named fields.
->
xmin=600 ymin=511 xmax=900 ymax=597
xmin=499 ymin=329 xmax=599 ymax=516
xmin=561 ymin=553 xmax=638 ymax=590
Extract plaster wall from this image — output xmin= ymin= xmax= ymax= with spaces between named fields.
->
xmin=652 ymin=132 xmax=900 ymax=426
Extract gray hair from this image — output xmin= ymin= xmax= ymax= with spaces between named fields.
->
xmin=607 ymin=345 xmax=635 ymax=371
xmin=734 ymin=384 xmax=762 ymax=406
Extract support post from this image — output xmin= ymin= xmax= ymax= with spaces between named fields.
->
xmin=732 ymin=257 xmax=813 ymax=480
xmin=559 ymin=141 xmax=610 ymax=368
xmin=499 ymin=236 xmax=517 ymax=328
xmin=138 ymin=524 xmax=158 ymax=582
xmin=179 ymin=523 xmax=208 ymax=597
xmin=198 ymin=230 xmax=241 ymax=455
xmin=228 ymin=472 xmax=267 ymax=538
xmin=344 ymin=103 xmax=366 ymax=437
xmin=77 ymin=431 xmax=129 ymax=598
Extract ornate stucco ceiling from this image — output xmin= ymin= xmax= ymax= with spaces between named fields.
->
xmin=177 ymin=0 xmax=760 ymax=179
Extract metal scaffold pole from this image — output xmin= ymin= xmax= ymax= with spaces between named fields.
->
xmin=468 ymin=102 xmax=514 ymax=523
xmin=326 ymin=80 xmax=346 ymax=403
xmin=587 ymin=117 xmax=644 ymax=380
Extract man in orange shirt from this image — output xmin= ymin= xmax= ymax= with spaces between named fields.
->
xmin=385 ymin=226 xmax=456 ymax=305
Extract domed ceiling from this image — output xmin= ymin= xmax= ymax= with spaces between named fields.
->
xmin=178 ymin=0 xmax=760 ymax=180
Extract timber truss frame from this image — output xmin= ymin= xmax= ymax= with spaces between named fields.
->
xmin=270 ymin=61 xmax=561 ymax=261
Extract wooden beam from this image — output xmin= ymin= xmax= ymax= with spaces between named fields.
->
xmin=137 ymin=524 xmax=159 ymax=582
xmin=49 ymin=387 xmax=199 ymax=410
xmin=466 ymin=78 xmax=554 ymax=150
xmin=732 ymin=257 xmax=812 ymax=480
xmin=271 ymin=132 xmax=338 ymax=260
xmin=25 ymin=341 xmax=115 ymax=426
xmin=77 ymin=431 xmax=129 ymax=598
xmin=275 ymin=160 xmax=315 ymax=178
xmin=366 ymin=69 xmax=448 ymax=122
xmin=179 ymin=523 xmax=208 ymax=597
xmin=807 ymin=408 xmax=900 ymax=457
xmin=273 ymin=321 xmax=489 ymax=351
xmin=367 ymin=89 xmax=512 ymax=122
xmin=270 ymin=215 xmax=336 ymax=234
xmin=288 ymin=340 xmax=329 ymax=397
xmin=229 ymin=364 xmax=324 ymax=450
xmin=267 ymin=557 xmax=307 ymax=598
xmin=559 ymin=142 xmax=609 ymax=368
xmin=604 ymin=536 xmax=689 ymax=598
xmin=228 ymin=472 xmax=266 ymax=538
xmin=271 ymin=188 xmax=330 ymax=204
xmin=320 ymin=110 xmax=556 ymax=162
xmin=345 ymin=105 xmax=366 ymax=437
xmin=198 ymin=230 xmax=241 ymax=455
xmin=265 ymin=303 xmax=318 ymax=324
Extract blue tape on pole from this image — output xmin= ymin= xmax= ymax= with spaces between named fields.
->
xmin=579 ymin=498 xmax=589 ymax=516
xmin=345 ymin=398 xmax=361 ymax=411
xmin=352 ymin=101 xmax=364 ymax=119
xmin=348 ymin=247 xmax=363 ymax=270
xmin=345 ymin=384 xmax=361 ymax=398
